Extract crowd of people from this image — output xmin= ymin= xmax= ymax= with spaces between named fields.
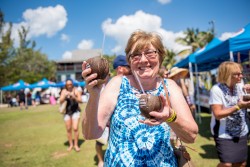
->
xmin=5 ymin=89 xmax=42 ymax=109
xmin=2 ymin=30 xmax=249 ymax=167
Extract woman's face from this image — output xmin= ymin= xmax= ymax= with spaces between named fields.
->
xmin=231 ymin=69 xmax=243 ymax=85
xmin=129 ymin=44 xmax=160 ymax=80
xmin=66 ymin=80 xmax=73 ymax=90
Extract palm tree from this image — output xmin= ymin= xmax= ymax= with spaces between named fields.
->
xmin=175 ymin=27 xmax=214 ymax=58
xmin=162 ymin=49 xmax=176 ymax=69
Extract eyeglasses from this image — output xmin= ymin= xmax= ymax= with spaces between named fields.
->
xmin=232 ymin=72 xmax=243 ymax=77
xmin=129 ymin=50 xmax=158 ymax=62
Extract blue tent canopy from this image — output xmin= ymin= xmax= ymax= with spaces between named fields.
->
xmin=195 ymin=23 xmax=250 ymax=71
xmin=29 ymin=78 xmax=56 ymax=89
xmin=1 ymin=80 xmax=30 ymax=91
xmin=174 ymin=37 xmax=222 ymax=70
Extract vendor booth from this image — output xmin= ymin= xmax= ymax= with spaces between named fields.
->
xmin=174 ymin=23 xmax=250 ymax=123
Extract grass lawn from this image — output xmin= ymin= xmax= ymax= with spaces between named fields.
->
xmin=0 ymin=104 xmax=249 ymax=167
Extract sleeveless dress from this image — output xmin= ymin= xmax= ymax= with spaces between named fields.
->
xmin=104 ymin=76 xmax=177 ymax=167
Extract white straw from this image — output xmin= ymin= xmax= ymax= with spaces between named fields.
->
xmin=101 ymin=33 xmax=106 ymax=57
xmin=133 ymin=71 xmax=146 ymax=94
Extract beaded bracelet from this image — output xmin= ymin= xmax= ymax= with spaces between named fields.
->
xmin=234 ymin=105 xmax=241 ymax=111
xmin=166 ymin=109 xmax=177 ymax=123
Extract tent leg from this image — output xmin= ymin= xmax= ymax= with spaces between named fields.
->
xmin=189 ymin=62 xmax=197 ymax=119
xmin=195 ymin=64 xmax=202 ymax=124
xmin=0 ymin=90 xmax=2 ymax=108
xmin=230 ymin=51 xmax=234 ymax=61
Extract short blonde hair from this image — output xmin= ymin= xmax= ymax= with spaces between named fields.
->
xmin=125 ymin=30 xmax=166 ymax=66
xmin=217 ymin=61 xmax=242 ymax=86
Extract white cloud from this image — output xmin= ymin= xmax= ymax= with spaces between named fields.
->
xmin=219 ymin=32 xmax=235 ymax=41
xmin=157 ymin=0 xmax=172 ymax=5
xmin=8 ymin=5 xmax=67 ymax=46
xmin=77 ymin=40 xmax=94 ymax=50
xmin=219 ymin=28 xmax=245 ymax=41
xmin=62 ymin=51 xmax=72 ymax=59
xmin=23 ymin=5 xmax=67 ymax=37
xmin=60 ymin=33 xmax=70 ymax=42
xmin=102 ymin=10 xmax=189 ymax=54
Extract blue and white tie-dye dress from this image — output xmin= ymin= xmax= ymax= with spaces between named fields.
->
xmin=104 ymin=76 xmax=177 ymax=167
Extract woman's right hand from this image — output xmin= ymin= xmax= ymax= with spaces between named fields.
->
xmin=81 ymin=61 xmax=103 ymax=94
xmin=237 ymin=99 xmax=250 ymax=109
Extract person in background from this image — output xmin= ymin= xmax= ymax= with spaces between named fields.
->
xmin=158 ymin=65 xmax=169 ymax=78
xmin=82 ymin=30 xmax=198 ymax=166
xmin=17 ymin=89 xmax=26 ymax=110
xmin=31 ymin=89 xmax=37 ymax=106
xmin=113 ymin=55 xmax=131 ymax=76
xmin=59 ymin=78 xmax=82 ymax=152
xmin=209 ymin=61 xmax=249 ymax=167
xmin=6 ymin=93 xmax=12 ymax=107
xmin=95 ymin=55 xmax=131 ymax=167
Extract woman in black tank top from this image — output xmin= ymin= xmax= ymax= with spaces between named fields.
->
xmin=59 ymin=79 xmax=82 ymax=152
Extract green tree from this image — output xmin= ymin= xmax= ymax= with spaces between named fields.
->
xmin=176 ymin=28 xmax=214 ymax=55
xmin=0 ymin=11 xmax=15 ymax=87
xmin=6 ymin=26 xmax=56 ymax=84
xmin=162 ymin=49 xmax=176 ymax=69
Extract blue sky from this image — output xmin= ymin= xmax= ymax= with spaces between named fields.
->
xmin=1 ymin=0 xmax=250 ymax=61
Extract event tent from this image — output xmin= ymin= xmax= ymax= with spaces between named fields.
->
xmin=174 ymin=37 xmax=222 ymax=71
xmin=29 ymin=78 xmax=56 ymax=89
xmin=0 ymin=80 xmax=30 ymax=91
xmin=195 ymin=23 xmax=250 ymax=71
xmin=173 ymin=23 xmax=250 ymax=122
xmin=0 ymin=80 xmax=30 ymax=105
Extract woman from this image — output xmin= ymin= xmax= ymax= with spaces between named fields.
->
xmin=59 ymin=79 xmax=82 ymax=152
xmin=209 ymin=61 xmax=250 ymax=167
xmin=82 ymin=30 xmax=198 ymax=166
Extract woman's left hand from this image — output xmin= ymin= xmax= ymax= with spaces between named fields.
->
xmin=243 ymin=84 xmax=250 ymax=94
xmin=139 ymin=95 xmax=172 ymax=126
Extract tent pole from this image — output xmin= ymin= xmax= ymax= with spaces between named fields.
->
xmin=237 ymin=52 xmax=241 ymax=63
xmin=189 ymin=62 xmax=196 ymax=120
xmin=230 ymin=51 xmax=234 ymax=61
xmin=195 ymin=64 xmax=202 ymax=124
xmin=0 ymin=90 xmax=2 ymax=108
xmin=249 ymin=51 xmax=250 ymax=66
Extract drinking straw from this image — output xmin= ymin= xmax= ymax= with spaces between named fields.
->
xmin=100 ymin=33 xmax=106 ymax=58
xmin=133 ymin=71 xmax=146 ymax=94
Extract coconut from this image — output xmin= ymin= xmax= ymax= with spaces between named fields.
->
xmin=86 ymin=56 xmax=109 ymax=85
xmin=139 ymin=94 xmax=162 ymax=118
xmin=243 ymin=94 xmax=250 ymax=101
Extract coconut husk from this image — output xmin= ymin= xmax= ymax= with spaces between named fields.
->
xmin=86 ymin=56 xmax=109 ymax=85
xmin=139 ymin=94 xmax=162 ymax=118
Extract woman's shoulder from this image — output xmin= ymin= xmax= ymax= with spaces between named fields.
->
xmin=164 ymin=78 xmax=178 ymax=88
xmin=109 ymin=75 xmax=123 ymax=83
xmin=210 ymin=84 xmax=220 ymax=91
xmin=60 ymin=88 xmax=67 ymax=94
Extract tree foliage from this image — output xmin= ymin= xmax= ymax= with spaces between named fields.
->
xmin=0 ymin=11 xmax=56 ymax=87
xmin=176 ymin=27 xmax=214 ymax=54
xmin=162 ymin=49 xmax=176 ymax=69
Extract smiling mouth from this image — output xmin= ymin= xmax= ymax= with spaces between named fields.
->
xmin=139 ymin=66 xmax=151 ymax=70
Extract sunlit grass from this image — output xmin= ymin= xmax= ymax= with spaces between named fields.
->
xmin=0 ymin=104 xmax=249 ymax=167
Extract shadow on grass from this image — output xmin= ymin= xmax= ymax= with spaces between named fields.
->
xmin=199 ymin=144 xmax=218 ymax=159
xmin=64 ymin=139 xmax=85 ymax=147
xmin=197 ymin=112 xmax=213 ymax=140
